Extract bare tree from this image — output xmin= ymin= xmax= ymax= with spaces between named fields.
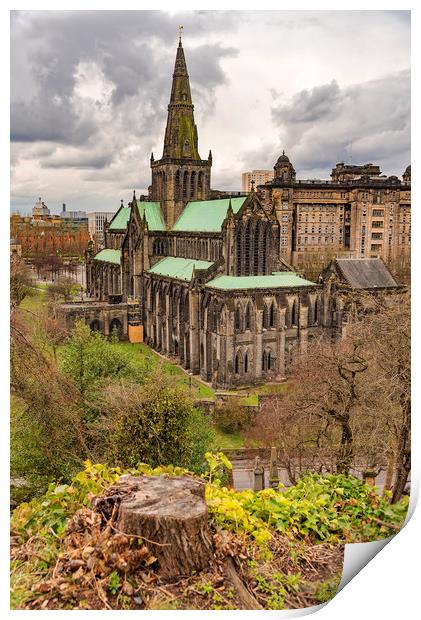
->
xmin=351 ymin=291 xmax=411 ymax=502
xmin=10 ymin=256 xmax=33 ymax=310
xmin=247 ymin=291 xmax=410 ymax=501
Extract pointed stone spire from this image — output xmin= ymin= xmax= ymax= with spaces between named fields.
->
xmin=162 ymin=34 xmax=200 ymax=159
xmin=208 ymin=149 xmax=212 ymax=163
xmin=132 ymin=190 xmax=137 ymax=206
xmin=150 ymin=151 xmax=154 ymax=163
xmin=142 ymin=210 xmax=148 ymax=231
xmin=227 ymin=197 xmax=233 ymax=218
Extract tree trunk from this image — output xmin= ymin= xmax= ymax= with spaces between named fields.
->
xmin=391 ymin=399 xmax=411 ymax=503
xmin=382 ymin=452 xmax=395 ymax=499
xmin=337 ymin=420 xmax=353 ymax=475
xmin=98 ymin=475 xmax=213 ymax=580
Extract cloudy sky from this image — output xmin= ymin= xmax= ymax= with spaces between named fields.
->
xmin=10 ymin=10 xmax=410 ymax=214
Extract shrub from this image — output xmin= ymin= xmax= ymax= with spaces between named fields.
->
xmin=96 ymin=372 xmax=214 ymax=471
xmin=214 ymin=399 xmax=253 ymax=434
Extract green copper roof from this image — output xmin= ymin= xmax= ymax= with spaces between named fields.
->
xmin=172 ymin=197 xmax=247 ymax=232
xmin=109 ymin=206 xmax=131 ymax=231
xmin=93 ymin=249 xmax=121 ymax=265
xmin=205 ymin=272 xmax=316 ymax=291
xmin=148 ymin=256 xmax=214 ymax=281
xmin=136 ymin=201 xmax=166 ymax=231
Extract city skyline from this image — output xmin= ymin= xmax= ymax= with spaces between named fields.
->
xmin=11 ymin=10 xmax=410 ymax=213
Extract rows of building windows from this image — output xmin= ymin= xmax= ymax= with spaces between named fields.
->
xmin=234 ymin=347 xmax=274 ymax=376
xmin=229 ymin=297 xmax=322 ymax=333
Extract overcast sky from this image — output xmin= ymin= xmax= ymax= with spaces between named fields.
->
xmin=10 ymin=10 xmax=411 ymax=214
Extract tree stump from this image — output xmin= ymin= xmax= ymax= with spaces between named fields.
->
xmin=113 ymin=475 xmax=213 ymax=580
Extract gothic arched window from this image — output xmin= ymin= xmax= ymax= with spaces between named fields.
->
xmin=183 ymin=171 xmax=189 ymax=200
xmin=263 ymin=224 xmax=271 ymax=274
xmin=209 ymin=300 xmax=218 ymax=332
xmin=263 ymin=303 xmax=271 ymax=329
xmin=244 ymin=220 xmax=253 ymax=276
xmin=269 ymin=301 xmax=275 ymax=328
xmin=234 ymin=304 xmax=242 ymax=331
xmin=253 ymin=220 xmax=260 ymax=274
xmin=244 ymin=351 xmax=249 ymax=374
xmin=314 ymin=298 xmax=321 ymax=325
xmin=175 ymin=170 xmax=181 ymax=200
xmin=198 ymin=172 xmax=203 ymax=199
xmin=245 ymin=302 xmax=252 ymax=330
xmin=190 ymin=171 xmax=196 ymax=198
xmin=236 ymin=228 xmax=242 ymax=276
xmin=292 ymin=299 xmax=299 ymax=327
xmin=262 ymin=348 xmax=272 ymax=372
xmin=235 ymin=351 xmax=242 ymax=375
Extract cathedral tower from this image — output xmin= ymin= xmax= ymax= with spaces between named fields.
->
xmin=150 ymin=34 xmax=212 ymax=228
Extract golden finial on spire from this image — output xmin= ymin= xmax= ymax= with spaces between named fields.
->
xmin=179 ymin=24 xmax=183 ymax=43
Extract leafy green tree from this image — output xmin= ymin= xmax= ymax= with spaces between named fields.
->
xmin=60 ymin=320 xmax=139 ymax=398
xmin=11 ymin=329 xmax=89 ymax=498
xmin=96 ymin=372 xmax=214 ymax=472
xmin=46 ymin=277 xmax=80 ymax=303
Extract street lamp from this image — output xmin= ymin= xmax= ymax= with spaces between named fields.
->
xmin=187 ymin=370 xmax=193 ymax=394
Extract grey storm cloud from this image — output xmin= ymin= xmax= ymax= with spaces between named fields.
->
xmin=10 ymin=11 xmax=410 ymax=212
xmin=10 ymin=10 xmax=239 ymax=149
xmin=11 ymin=97 xmax=99 ymax=144
xmin=41 ymin=150 xmax=115 ymax=170
xmin=271 ymin=70 xmax=410 ymax=174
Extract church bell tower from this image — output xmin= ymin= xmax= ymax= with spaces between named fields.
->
xmin=150 ymin=30 xmax=212 ymax=228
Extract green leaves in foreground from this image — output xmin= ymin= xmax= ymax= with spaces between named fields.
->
xmin=12 ymin=460 xmax=408 ymax=549
xmin=206 ymin=472 xmax=408 ymax=545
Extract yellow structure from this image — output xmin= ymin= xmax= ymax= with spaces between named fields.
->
xmin=128 ymin=325 xmax=143 ymax=344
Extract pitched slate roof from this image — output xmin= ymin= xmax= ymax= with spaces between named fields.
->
xmin=108 ymin=206 xmax=131 ymax=231
xmin=136 ymin=201 xmax=166 ymax=231
xmin=147 ymin=257 xmax=214 ymax=281
xmin=93 ymin=249 xmax=121 ymax=265
xmin=205 ymin=272 xmax=316 ymax=291
xmin=335 ymin=258 xmax=398 ymax=289
xmin=171 ymin=197 xmax=247 ymax=232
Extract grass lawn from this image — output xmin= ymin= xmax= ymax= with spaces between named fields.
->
xmin=213 ymin=428 xmax=245 ymax=450
xmin=112 ymin=341 xmax=215 ymax=399
xmin=20 ymin=287 xmax=47 ymax=315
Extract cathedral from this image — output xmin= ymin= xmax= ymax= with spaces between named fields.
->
xmin=60 ymin=36 xmax=402 ymax=389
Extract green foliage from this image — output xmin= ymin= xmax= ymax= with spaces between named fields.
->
xmin=206 ymin=473 xmax=408 ymax=546
xmin=314 ymin=576 xmax=340 ymax=603
xmin=101 ymin=374 xmax=214 ymax=471
xmin=213 ymin=400 xmax=253 ymax=434
xmin=108 ymin=571 xmax=121 ymax=595
xmin=10 ymin=461 xmax=189 ymax=544
xmin=203 ymin=451 xmax=232 ymax=485
xmin=10 ymin=339 xmax=88 ymax=498
xmin=46 ymin=277 xmax=80 ymax=303
xmin=60 ymin=320 xmax=140 ymax=397
xmin=186 ymin=408 xmax=216 ymax=474
xmin=10 ymin=460 xmax=407 ymax=610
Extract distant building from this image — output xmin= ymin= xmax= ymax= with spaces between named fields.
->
xmin=242 ymin=170 xmax=273 ymax=192
xmin=60 ymin=203 xmax=87 ymax=221
xmin=32 ymin=197 xmax=50 ymax=219
xmin=88 ymin=211 xmax=116 ymax=246
xmin=259 ymin=153 xmax=411 ymax=281
xmin=11 ymin=213 xmax=90 ymax=259
xmin=10 ymin=237 xmax=22 ymax=256
xmin=59 ymin=203 xmax=88 ymax=233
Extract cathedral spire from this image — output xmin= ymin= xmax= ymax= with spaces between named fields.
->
xmin=162 ymin=33 xmax=200 ymax=159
